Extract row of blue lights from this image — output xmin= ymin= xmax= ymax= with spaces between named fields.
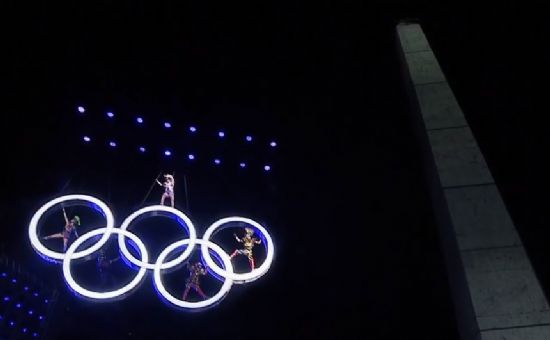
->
xmin=77 ymin=106 xmax=278 ymax=147
xmin=81 ymin=136 xmax=272 ymax=171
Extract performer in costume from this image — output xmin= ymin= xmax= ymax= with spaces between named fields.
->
xmin=182 ymin=262 xmax=208 ymax=300
xmin=156 ymin=174 xmax=175 ymax=207
xmin=230 ymin=227 xmax=262 ymax=270
xmin=97 ymin=249 xmax=119 ymax=288
xmin=43 ymin=208 xmax=80 ymax=251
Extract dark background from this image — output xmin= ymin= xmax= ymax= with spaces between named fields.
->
xmin=1 ymin=3 xmax=546 ymax=339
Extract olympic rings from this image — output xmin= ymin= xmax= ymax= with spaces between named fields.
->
xmin=202 ymin=217 xmax=275 ymax=284
xmin=28 ymin=194 xmax=115 ymax=262
xmin=63 ymin=228 xmax=149 ymax=300
xmin=28 ymin=195 xmax=275 ymax=311
xmin=118 ymin=205 xmax=197 ymax=270
xmin=154 ymin=239 xmax=233 ymax=310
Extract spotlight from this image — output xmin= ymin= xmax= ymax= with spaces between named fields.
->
xmin=136 ymin=117 xmax=144 ymax=124
xmin=77 ymin=106 xmax=85 ymax=113
xmin=164 ymin=122 xmax=172 ymax=128
xmin=239 ymin=162 xmax=246 ymax=168
xmin=270 ymin=141 xmax=277 ymax=147
xmin=83 ymin=136 xmax=91 ymax=142
xmin=16 ymin=303 xmax=21 ymax=308
xmin=218 ymin=131 xmax=225 ymax=138
xmin=44 ymin=299 xmax=48 ymax=304
xmin=246 ymin=135 xmax=253 ymax=142
xmin=139 ymin=146 xmax=146 ymax=153
xmin=106 ymin=112 xmax=114 ymax=118
xmin=1 ymin=272 xmax=6 ymax=277
xmin=189 ymin=126 xmax=197 ymax=133
xmin=24 ymin=286 xmax=29 ymax=291
xmin=33 ymin=293 xmax=38 ymax=297
xmin=23 ymin=328 xmax=28 ymax=333
xmin=214 ymin=158 xmax=221 ymax=165
xmin=109 ymin=141 xmax=117 ymax=147
xmin=164 ymin=150 xmax=172 ymax=156
xmin=188 ymin=154 xmax=195 ymax=160
xmin=264 ymin=165 xmax=271 ymax=171
xmin=9 ymin=321 xmax=14 ymax=327
xmin=33 ymin=333 xmax=38 ymax=337
xmin=11 ymin=278 xmax=16 ymax=283
xmin=38 ymin=316 xmax=44 ymax=320
xmin=3 ymin=296 xmax=10 ymax=301
xmin=28 ymin=310 xmax=33 ymax=315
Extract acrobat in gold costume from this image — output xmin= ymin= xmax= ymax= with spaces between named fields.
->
xmin=230 ymin=227 xmax=262 ymax=270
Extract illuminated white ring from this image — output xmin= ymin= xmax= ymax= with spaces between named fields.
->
xmin=201 ymin=217 xmax=274 ymax=284
xmin=28 ymin=194 xmax=115 ymax=262
xmin=153 ymin=239 xmax=233 ymax=310
xmin=118 ymin=205 xmax=197 ymax=270
xmin=63 ymin=227 xmax=149 ymax=300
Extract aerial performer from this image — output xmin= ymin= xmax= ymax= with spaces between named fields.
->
xmin=43 ymin=207 xmax=80 ymax=251
xmin=156 ymin=174 xmax=175 ymax=208
xmin=182 ymin=262 xmax=208 ymax=300
xmin=230 ymin=227 xmax=261 ymax=270
xmin=97 ymin=249 xmax=120 ymax=288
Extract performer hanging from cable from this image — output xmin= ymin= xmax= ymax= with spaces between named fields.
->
xmin=182 ymin=262 xmax=208 ymax=300
xmin=97 ymin=249 xmax=119 ymax=288
xmin=156 ymin=174 xmax=175 ymax=208
xmin=43 ymin=207 xmax=80 ymax=251
xmin=230 ymin=227 xmax=262 ymax=270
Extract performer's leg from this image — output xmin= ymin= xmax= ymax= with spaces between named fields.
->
xmin=44 ymin=233 xmax=64 ymax=240
xmin=182 ymin=285 xmax=191 ymax=300
xmin=194 ymin=285 xmax=207 ymax=299
xmin=170 ymin=194 xmax=174 ymax=208
xmin=63 ymin=238 xmax=68 ymax=251
xmin=161 ymin=193 xmax=167 ymax=206
xmin=248 ymin=256 xmax=255 ymax=270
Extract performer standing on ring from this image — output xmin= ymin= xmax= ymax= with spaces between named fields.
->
xmin=183 ymin=262 xmax=208 ymax=300
xmin=43 ymin=207 xmax=80 ymax=251
xmin=156 ymin=174 xmax=175 ymax=208
xmin=230 ymin=227 xmax=262 ymax=270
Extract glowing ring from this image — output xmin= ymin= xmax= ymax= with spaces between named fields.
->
xmin=118 ymin=205 xmax=197 ymax=270
xmin=153 ymin=239 xmax=233 ymax=310
xmin=63 ymin=228 xmax=148 ymax=300
xmin=28 ymin=194 xmax=115 ymax=262
xmin=201 ymin=217 xmax=274 ymax=284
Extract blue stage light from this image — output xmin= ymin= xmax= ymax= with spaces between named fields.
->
xmin=1 ymin=272 xmax=6 ymax=277
xmin=270 ymin=141 xmax=277 ymax=147
xmin=109 ymin=141 xmax=116 ymax=147
xmin=188 ymin=154 xmax=195 ymax=160
xmin=240 ymin=162 xmax=246 ymax=168
xmin=23 ymin=328 xmax=28 ymax=333
xmin=264 ymin=165 xmax=271 ymax=171
xmin=24 ymin=286 xmax=29 ymax=291
xmin=33 ymin=332 xmax=38 ymax=337
xmin=28 ymin=310 xmax=33 ymax=315
xmin=136 ymin=117 xmax=144 ymax=124
xmin=3 ymin=296 xmax=9 ymax=301
xmin=189 ymin=126 xmax=197 ymax=132
xmin=139 ymin=146 xmax=146 ymax=153
xmin=33 ymin=292 xmax=38 ymax=297
xmin=218 ymin=131 xmax=225 ymax=138
xmin=44 ymin=299 xmax=48 ymax=304
xmin=246 ymin=135 xmax=253 ymax=142
xmin=9 ymin=321 xmax=14 ymax=327
xmin=16 ymin=303 xmax=21 ymax=308
xmin=106 ymin=112 xmax=114 ymax=118
xmin=83 ymin=136 xmax=91 ymax=142
xmin=11 ymin=278 xmax=16 ymax=283
xmin=38 ymin=316 xmax=44 ymax=320
xmin=164 ymin=150 xmax=172 ymax=156
xmin=214 ymin=159 xmax=221 ymax=165
xmin=164 ymin=122 xmax=172 ymax=128
xmin=77 ymin=106 xmax=85 ymax=113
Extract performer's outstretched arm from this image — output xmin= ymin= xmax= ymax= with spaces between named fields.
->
xmin=62 ymin=208 xmax=69 ymax=225
xmin=254 ymin=238 xmax=262 ymax=244
xmin=234 ymin=234 xmax=242 ymax=243
xmin=156 ymin=179 xmax=163 ymax=186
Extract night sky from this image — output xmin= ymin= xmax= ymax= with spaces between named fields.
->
xmin=2 ymin=3 xmax=546 ymax=340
